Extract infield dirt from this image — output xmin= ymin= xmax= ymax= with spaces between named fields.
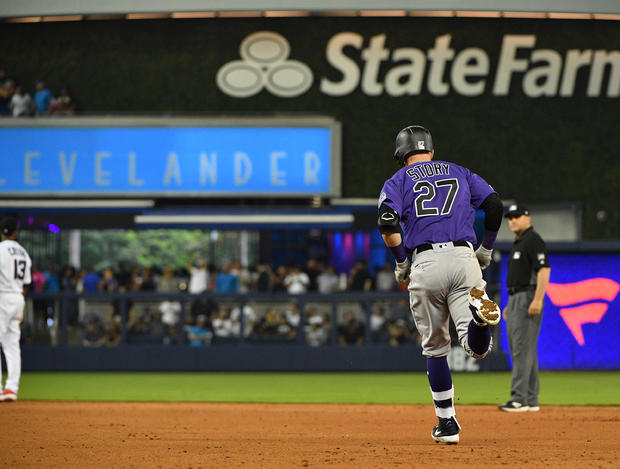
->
xmin=0 ymin=402 xmax=618 ymax=468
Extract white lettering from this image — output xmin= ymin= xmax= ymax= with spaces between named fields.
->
xmin=320 ymin=32 xmax=363 ymax=96
xmin=270 ymin=152 xmax=287 ymax=186
xmin=163 ymin=153 xmax=182 ymax=185
xmin=59 ymin=152 xmax=77 ymax=185
xmin=200 ymin=153 xmax=217 ymax=185
xmin=523 ymin=49 xmax=562 ymax=97
xmin=234 ymin=152 xmax=252 ymax=186
xmin=427 ymin=34 xmax=455 ymax=96
xmin=451 ymin=48 xmax=489 ymax=96
xmin=493 ymin=35 xmax=536 ymax=95
xmin=560 ymin=49 xmax=593 ymax=96
xmin=25 ymin=152 xmax=40 ymax=186
xmin=95 ymin=152 xmax=111 ymax=186
xmin=128 ymin=152 xmax=144 ymax=186
xmin=304 ymin=152 xmax=320 ymax=185
xmin=361 ymin=34 xmax=389 ymax=95
xmin=385 ymin=47 xmax=426 ymax=96
xmin=587 ymin=50 xmax=620 ymax=97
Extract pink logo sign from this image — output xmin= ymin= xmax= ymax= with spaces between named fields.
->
xmin=546 ymin=278 xmax=620 ymax=345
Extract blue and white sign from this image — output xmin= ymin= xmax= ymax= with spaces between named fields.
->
xmin=0 ymin=118 xmax=340 ymax=196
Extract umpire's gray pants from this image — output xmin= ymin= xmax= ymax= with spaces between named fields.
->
xmin=505 ymin=290 xmax=542 ymax=407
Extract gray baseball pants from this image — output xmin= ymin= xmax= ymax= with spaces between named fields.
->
xmin=505 ymin=290 xmax=542 ymax=407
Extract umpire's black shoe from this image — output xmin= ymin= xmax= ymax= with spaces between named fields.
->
xmin=431 ymin=416 xmax=461 ymax=445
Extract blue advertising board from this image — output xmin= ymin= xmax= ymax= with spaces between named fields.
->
xmin=0 ymin=118 xmax=339 ymax=197
xmin=499 ymin=253 xmax=620 ymax=370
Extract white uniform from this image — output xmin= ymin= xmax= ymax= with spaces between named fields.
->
xmin=0 ymin=239 xmax=32 ymax=395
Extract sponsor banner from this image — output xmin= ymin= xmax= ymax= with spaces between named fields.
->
xmin=500 ymin=253 xmax=620 ymax=370
xmin=0 ymin=119 xmax=338 ymax=196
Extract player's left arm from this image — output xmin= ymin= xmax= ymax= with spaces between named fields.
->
xmin=475 ymin=193 xmax=503 ymax=269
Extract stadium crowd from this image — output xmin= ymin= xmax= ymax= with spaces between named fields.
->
xmin=24 ymin=258 xmax=421 ymax=349
xmin=0 ymin=68 xmax=75 ymax=117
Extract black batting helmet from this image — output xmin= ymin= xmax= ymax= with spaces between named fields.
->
xmin=393 ymin=125 xmax=433 ymax=165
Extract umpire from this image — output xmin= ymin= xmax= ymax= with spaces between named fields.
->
xmin=499 ymin=204 xmax=550 ymax=412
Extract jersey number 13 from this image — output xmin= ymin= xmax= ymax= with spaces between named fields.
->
xmin=14 ymin=259 xmax=26 ymax=280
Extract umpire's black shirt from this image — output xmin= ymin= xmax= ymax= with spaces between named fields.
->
xmin=506 ymin=226 xmax=550 ymax=290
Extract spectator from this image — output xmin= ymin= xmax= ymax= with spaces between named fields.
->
xmin=317 ymin=265 xmax=339 ymax=294
xmin=253 ymin=308 xmax=290 ymax=341
xmin=231 ymin=260 xmax=253 ymax=293
xmin=285 ymin=302 xmax=301 ymax=329
xmin=33 ymin=80 xmax=53 ymax=115
xmin=31 ymin=265 xmax=47 ymax=326
xmin=215 ymin=263 xmax=238 ymax=293
xmin=115 ymin=262 xmax=133 ymax=292
xmin=0 ymin=74 xmax=15 ymax=115
xmin=159 ymin=298 xmax=181 ymax=329
xmin=157 ymin=265 xmax=178 ymax=293
xmin=305 ymin=314 xmax=328 ymax=347
xmin=60 ymin=265 xmax=79 ymax=327
xmin=284 ymin=265 xmax=310 ymax=294
xmin=256 ymin=263 xmax=274 ymax=292
xmin=212 ymin=308 xmax=233 ymax=339
xmin=189 ymin=296 xmax=218 ymax=325
xmin=50 ymin=86 xmax=75 ymax=115
xmin=81 ymin=266 xmax=101 ymax=293
xmin=375 ymin=261 xmax=397 ymax=292
xmin=230 ymin=304 xmax=256 ymax=338
xmin=349 ymin=260 xmax=373 ymax=291
xmin=272 ymin=265 xmax=288 ymax=292
xmin=10 ymin=85 xmax=32 ymax=117
xmin=100 ymin=267 xmax=117 ymax=293
xmin=389 ymin=319 xmax=410 ymax=346
xmin=305 ymin=259 xmax=321 ymax=292
xmin=370 ymin=306 xmax=389 ymax=343
xmin=187 ymin=255 xmax=208 ymax=294
xmin=338 ymin=312 xmax=365 ymax=346
xmin=139 ymin=266 xmax=156 ymax=291
xmin=103 ymin=315 xmax=121 ymax=346
xmin=127 ymin=309 xmax=152 ymax=342
xmin=82 ymin=317 xmax=105 ymax=347
xmin=187 ymin=315 xmax=213 ymax=347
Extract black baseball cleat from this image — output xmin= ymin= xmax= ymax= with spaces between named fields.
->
xmin=468 ymin=287 xmax=501 ymax=326
xmin=431 ymin=416 xmax=461 ymax=445
xmin=498 ymin=401 xmax=530 ymax=412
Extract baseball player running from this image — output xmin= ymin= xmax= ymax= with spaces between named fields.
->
xmin=0 ymin=217 xmax=32 ymax=402
xmin=378 ymin=125 xmax=503 ymax=444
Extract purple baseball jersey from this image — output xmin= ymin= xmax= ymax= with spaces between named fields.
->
xmin=378 ymin=160 xmax=495 ymax=250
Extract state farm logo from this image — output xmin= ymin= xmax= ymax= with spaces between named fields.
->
xmin=217 ymin=31 xmax=313 ymax=98
xmin=546 ymin=278 xmax=620 ymax=345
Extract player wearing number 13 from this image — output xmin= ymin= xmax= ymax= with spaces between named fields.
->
xmin=378 ymin=125 xmax=503 ymax=444
xmin=0 ymin=217 xmax=32 ymax=402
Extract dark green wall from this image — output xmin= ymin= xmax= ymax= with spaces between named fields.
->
xmin=1 ymin=17 xmax=618 ymax=238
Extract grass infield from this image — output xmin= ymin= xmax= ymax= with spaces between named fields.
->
xmin=15 ymin=371 xmax=620 ymax=405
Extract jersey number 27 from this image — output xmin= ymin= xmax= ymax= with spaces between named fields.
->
xmin=413 ymin=178 xmax=459 ymax=217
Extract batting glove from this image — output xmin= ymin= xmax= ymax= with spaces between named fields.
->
xmin=394 ymin=258 xmax=411 ymax=283
xmin=475 ymin=246 xmax=493 ymax=270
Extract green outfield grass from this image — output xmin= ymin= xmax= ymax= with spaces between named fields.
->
xmin=13 ymin=371 xmax=620 ymax=405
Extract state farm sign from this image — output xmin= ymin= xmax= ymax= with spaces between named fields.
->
xmin=217 ymin=31 xmax=619 ymax=98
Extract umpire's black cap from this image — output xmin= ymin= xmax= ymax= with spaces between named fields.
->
xmin=0 ymin=216 xmax=18 ymax=236
xmin=504 ymin=204 xmax=530 ymax=218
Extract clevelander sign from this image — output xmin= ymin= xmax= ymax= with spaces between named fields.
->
xmin=218 ymin=31 xmax=619 ymax=98
xmin=0 ymin=118 xmax=340 ymax=197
